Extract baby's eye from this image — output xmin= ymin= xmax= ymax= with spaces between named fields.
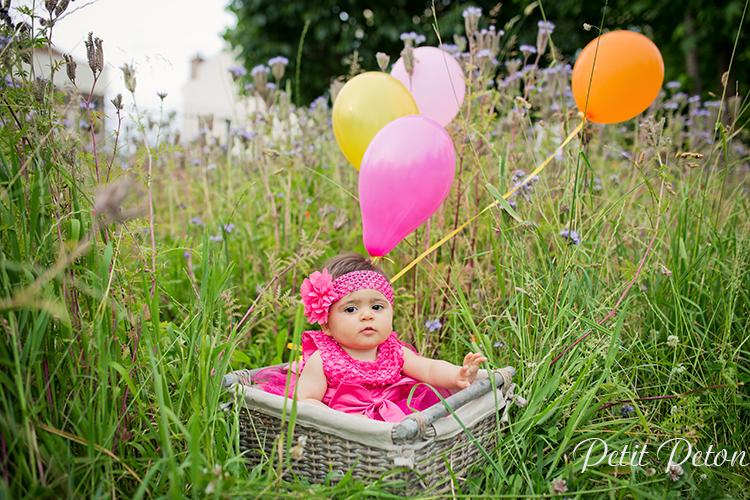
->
xmin=372 ymin=304 xmax=384 ymax=311
xmin=344 ymin=306 xmax=357 ymax=313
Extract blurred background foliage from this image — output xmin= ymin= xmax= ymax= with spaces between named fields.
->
xmin=224 ymin=0 xmax=749 ymax=105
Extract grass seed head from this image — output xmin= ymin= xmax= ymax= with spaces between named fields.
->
xmin=85 ymin=32 xmax=103 ymax=76
xmin=54 ymin=0 xmax=70 ymax=17
xmin=44 ymin=0 xmax=58 ymax=15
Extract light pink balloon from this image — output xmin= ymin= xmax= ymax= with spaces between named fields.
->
xmin=359 ymin=115 xmax=456 ymax=257
xmin=390 ymin=46 xmax=466 ymax=127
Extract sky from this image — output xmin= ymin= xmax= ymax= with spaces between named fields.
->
xmin=13 ymin=0 xmax=237 ymax=131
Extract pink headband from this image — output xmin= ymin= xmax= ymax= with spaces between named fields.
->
xmin=300 ymin=269 xmax=393 ymax=324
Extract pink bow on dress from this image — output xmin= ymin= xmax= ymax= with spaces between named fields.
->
xmin=328 ymin=382 xmax=413 ymax=422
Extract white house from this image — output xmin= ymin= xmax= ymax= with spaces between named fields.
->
xmin=30 ymin=45 xmax=109 ymax=135
xmin=181 ymin=46 xmax=261 ymax=144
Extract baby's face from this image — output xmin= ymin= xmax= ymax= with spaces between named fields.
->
xmin=322 ymin=288 xmax=393 ymax=354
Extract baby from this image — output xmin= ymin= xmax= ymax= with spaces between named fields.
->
xmin=259 ymin=252 xmax=487 ymax=422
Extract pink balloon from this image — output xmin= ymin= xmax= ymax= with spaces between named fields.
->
xmin=390 ymin=46 xmax=466 ymax=127
xmin=359 ymin=115 xmax=456 ymax=257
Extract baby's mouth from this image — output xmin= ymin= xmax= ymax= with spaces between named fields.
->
xmin=361 ymin=326 xmax=377 ymax=333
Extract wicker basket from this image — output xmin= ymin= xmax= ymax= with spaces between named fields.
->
xmin=223 ymin=365 xmax=517 ymax=493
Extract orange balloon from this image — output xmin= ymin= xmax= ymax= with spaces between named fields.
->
xmin=572 ymin=31 xmax=664 ymax=124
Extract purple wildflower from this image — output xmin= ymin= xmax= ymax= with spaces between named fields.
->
xmin=5 ymin=76 xmax=21 ymax=89
xmin=425 ymin=319 xmax=442 ymax=332
xmin=228 ymin=65 xmax=247 ymax=78
xmin=619 ymin=404 xmax=636 ymax=417
xmin=251 ymin=65 xmax=270 ymax=78
xmin=309 ymin=96 xmax=328 ymax=111
xmin=537 ymin=20 xmax=555 ymax=34
xmin=235 ymin=130 xmax=255 ymax=141
xmin=462 ymin=6 xmax=482 ymax=18
xmin=559 ymin=228 xmax=581 ymax=245
xmin=269 ymin=56 xmax=289 ymax=67
xmin=400 ymin=32 xmax=426 ymax=46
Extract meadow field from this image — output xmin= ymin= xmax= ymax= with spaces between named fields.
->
xmin=1 ymin=3 xmax=749 ymax=499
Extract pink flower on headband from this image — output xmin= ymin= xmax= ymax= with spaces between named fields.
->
xmin=300 ymin=269 xmax=337 ymax=324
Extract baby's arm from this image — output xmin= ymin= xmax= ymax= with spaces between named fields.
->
xmin=294 ymin=350 xmax=329 ymax=407
xmin=402 ymin=348 xmax=487 ymax=390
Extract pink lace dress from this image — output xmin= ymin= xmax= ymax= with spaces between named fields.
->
xmin=254 ymin=331 xmax=450 ymax=422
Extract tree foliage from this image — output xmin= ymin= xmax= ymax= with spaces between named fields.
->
xmin=224 ymin=0 xmax=466 ymax=104
xmin=516 ymin=0 xmax=749 ymax=96
xmin=224 ymin=0 xmax=748 ymax=105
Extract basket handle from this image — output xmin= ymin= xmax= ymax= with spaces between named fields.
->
xmin=221 ymin=363 xmax=289 ymax=388
xmin=392 ymin=366 xmax=516 ymax=442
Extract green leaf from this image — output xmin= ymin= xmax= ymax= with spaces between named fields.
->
xmin=231 ymin=349 xmax=252 ymax=364
xmin=679 ymin=237 xmax=688 ymax=262
xmin=486 ymin=183 xmax=522 ymax=223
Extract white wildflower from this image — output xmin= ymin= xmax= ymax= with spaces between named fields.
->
xmin=666 ymin=461 xmax=684 ymax=481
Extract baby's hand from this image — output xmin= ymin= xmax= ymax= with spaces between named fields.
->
xmin=456 ymin=352 xmax=488 ymax=389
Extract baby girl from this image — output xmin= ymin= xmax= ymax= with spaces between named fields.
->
xmin=258 ymin=252 xmax=487 ymax=422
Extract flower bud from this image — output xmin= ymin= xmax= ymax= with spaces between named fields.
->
xmin=453 ymin=35 xmax=467 ymax=53
xmin=111 ymin=94 xmax=123 ymax=111
xmin=121 ymin=64 xmax=136 ymax=93
xmin=462 ymin=6 xmax=482 ymax=38
xmin=268 ymin=56 xmax=288 ymax=82
xmin=375 ymin=52 xmax=390 ymax=72
xmin=400 ymin=46 xmax=415 ymax=75
xmin=251 ymin=65 xmax=270 ymax=98
xmin=536 ymin=21 xmax=555 ymax=56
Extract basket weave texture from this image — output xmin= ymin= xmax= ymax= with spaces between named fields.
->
xmin=228 ymin=367 xmax=516 ymax=493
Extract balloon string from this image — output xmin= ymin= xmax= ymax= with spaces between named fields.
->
xmin=390 ymin=119 xmax=585 ymax=284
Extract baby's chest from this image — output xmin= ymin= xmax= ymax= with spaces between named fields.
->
xmin=324 ymin=360 xmax=403 ymax=388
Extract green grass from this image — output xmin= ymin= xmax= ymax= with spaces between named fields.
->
xmin=1 ymin=4 xmax=749 ymax=499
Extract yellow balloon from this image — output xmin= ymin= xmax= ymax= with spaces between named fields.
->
xmin=332 ymin=72 xmax=418 ymax=170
